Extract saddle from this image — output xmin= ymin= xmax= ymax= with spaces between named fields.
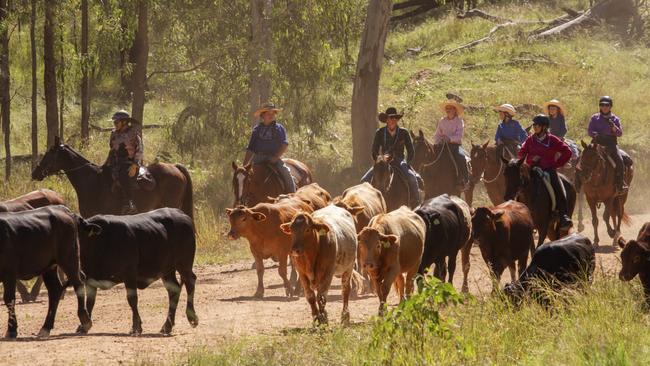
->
xmin=136 ymin=166 xmax=156 ymax=191
xmin=257 ymin=161 xmax=298 ymax=192
xmin=531 ymin=167 xmax=564 ymax=213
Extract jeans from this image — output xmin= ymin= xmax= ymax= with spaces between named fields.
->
xmin=252 ymin=154 xmax=296 ymax=193
xmin=593 ymin=135 xmax=625 ymax=186
xmin=545 ymin=169 xmax=568 ymax=218
xmin=446 ymin=143 xmax=469 ymax=183
xmin=361 ymin=160 xmax=420 ymax=205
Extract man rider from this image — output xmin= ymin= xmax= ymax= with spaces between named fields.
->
xmin=106 ymin=110 xmax=143 ymax=214
xmin=243 ymin=102 xmax=296 ymax=193
xmin=587 ymin=96 xmax=627 ymax=195
xmin=361 ymin=107 xmax=421 ymax=208
xmin=519 ymin=114 xmax=573 ymax=229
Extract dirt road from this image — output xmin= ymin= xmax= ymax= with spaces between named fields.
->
xmin=1 ymin=213 xmax=646 ymax=365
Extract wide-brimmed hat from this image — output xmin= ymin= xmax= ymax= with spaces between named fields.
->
xmin=493 ymin=103 xmax=517 ymax=117
xmin=543 ymin=99 xmax=567 ymax=116
xmin=253 ymin=102 xmax=282 ymax=118
xmin=109 ymin=110 xmax=140 ymax=125
xmin=378 ymin=107 xmax=403 ymax=123
xmin=440 ymin=99 xmax=464 ymax=117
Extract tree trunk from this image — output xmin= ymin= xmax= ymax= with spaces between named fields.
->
xmin=350 ymin=0 xmax=392 ymax=169
xmin=131 ymin=0 xmax=148 ymax=124
xmin=44 ymin=0 xmax=59 ymax=148
xmin=30 ymin=0 xmax=37 ymax=168
xmin=0 ymin=0 xmax=11 ymax=179
xmin=249 ymin=0 xmax=273 ymax=126
xmin=80 ymin=0 xmax=89 ymax=143
xmin=59 ymin=28 xmax=65 ymax=140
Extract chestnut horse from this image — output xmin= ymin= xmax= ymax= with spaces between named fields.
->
xmin=231 ymin=159 xmax=313 ymax=207
xmin=577 ymin=141 xmax=633 ymax=247
xmin=370 ymin=155 xmax=410 ymax=211
xmin=32 ymin=137 xmax=194 ymax=219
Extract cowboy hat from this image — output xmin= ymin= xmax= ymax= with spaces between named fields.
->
xmin=253 ymin=102 xmax=283 ymax=118
xmin=378 ymin=107 xmax=403 ymax=123
xmin=543 ymin=99 xmax=567 ymax=116
xmin=493 ymin=103 xmax=517 ymax=117
xmin=109 ymin=110 xmax=140 ymax=125
xmin=440 ymin=99 xmax=464 ymax=117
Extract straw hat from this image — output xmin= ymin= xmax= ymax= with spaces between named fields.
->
xmin=493 ymin=103 xmax=517 ymax=117
xmin=253 ymin=102 xmax=282 ymax=118
xmin=440 ymin=99 xmax=464 ymax=117
xmin=109 ymin=110 xmax=140 ymax=125
xmin=543 ymin=99 xmax=567 ymax=116
xmin=378 ymin=107 xmax=403 ymax=123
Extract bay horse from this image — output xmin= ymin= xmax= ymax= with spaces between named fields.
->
xmin=231 ymin=159 xmax=313 ymax=207
xmin=31 ymin=137 xmax=194 ymax=219
xmin=370 ymin=155 xmax=410 ymax=211
xmin=577 ymin=141 xmax=633 ymax=247
xmin=503 ymin=157 xmax=577 ymax=248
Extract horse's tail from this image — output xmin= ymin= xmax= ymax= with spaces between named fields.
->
xmin=176 ymin=164 xmax=194 ymax=221
xmin=620 ymin=198 xmax=632 ymax=227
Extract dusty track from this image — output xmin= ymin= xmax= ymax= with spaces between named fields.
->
xmin=1 ymin=213 xmax=646 ymax=365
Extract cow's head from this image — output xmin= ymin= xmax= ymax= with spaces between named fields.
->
xmin=357 ymin=227 xmax=398 ymax=276
xmin=280 ymin=212 xmax=329 ymax=257
xmin=332 ymin=199 xmax=365 ymax=221
xmin=231 ymin=162 xmax=253 ymax=206
xmin=225 ymin=205 xmax=266 ymax=240
xmin=471 ymin=207 xmax=504 ymax=240
xmin=618 ymin=237 xmax=650 ymax=281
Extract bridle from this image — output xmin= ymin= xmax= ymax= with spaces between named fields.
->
xmin=577 ymin=146 xmax=604 ymax=184
xmin=38 ymin=145 xmax=93 ymax=177
xmin=371 ymin=158 xmax=395 ymax=194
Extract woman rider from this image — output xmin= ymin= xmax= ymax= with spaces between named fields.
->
xmin=518 ymin=114 xmax=573 ymax=229
xmin=493 ymin=103 xmax=527 ymax=159
xmin=434 ymin=99 xmax=469 ymax=190
xmin=544 ymin=99 xmax=568 ymax=139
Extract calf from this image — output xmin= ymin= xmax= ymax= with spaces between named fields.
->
xmin=76 ymin=208 xmax=198 ymax=335
xmin=618 ymin=222 xmax=650 ymax=305
xmin=505 ymin=234 xmax=595 ymax=302
xmin=271 ymin=183 xmax=332 ymax=210
xmin=358 ymin=206 xmax=425 ymax=315
xmin=334 ymin=182 xmax=387 ymax=233
xmin=0 ymin=205 xmax=91 ymax=339
xmin=281 ymin=205 xmax=358 ymax=325
xmin=416 ymin=194 xmax=473 ymax=292
xmin=226 ymin=198 xmax=313 ymax=298
xmin=471 ymin=201 xmax=535 ymax=287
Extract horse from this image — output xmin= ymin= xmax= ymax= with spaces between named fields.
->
xmin=503 ymin=157 xmax=577 ymax=248
xmin=231 ymin=159 xmax=313 ymax=207
xmin=577 ymin=141 xmax=633 ymax=247
xmin=370 ymin=154 xmax=410 ymax=211
xmin=31 ymin=137 xmax=194 ymax=219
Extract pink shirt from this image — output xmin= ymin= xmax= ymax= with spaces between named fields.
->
xmin=434 ymin=116 xmax=464 ymax=144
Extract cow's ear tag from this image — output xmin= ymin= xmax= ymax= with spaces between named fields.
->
xmin=382 ymin=240 xmax=391 ymax=249
xmin=433 ymin=219 xmax=440 ymax=225
xmin=318 ymin=229 xmax=327 ymax=237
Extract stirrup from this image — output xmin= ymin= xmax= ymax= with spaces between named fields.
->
xmin=121 ymin=201 xmax=138 ymax=215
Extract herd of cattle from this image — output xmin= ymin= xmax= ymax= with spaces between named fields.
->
xmin=3 ymin=178 xmax=650 ymax=339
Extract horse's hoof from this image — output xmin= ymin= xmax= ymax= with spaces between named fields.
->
xmin=187 ymin=312 xmax=199 ymax=328
xmin=253 ymin=289 xmax=264 ymax=299
xmin=37 ymin=328 xmax=50 ymax=339
xmin=129 ymin=326 xmax=143 ymax=336
xmin=160 ymin=322 xmax=173 ymax=335
xmin=4 ymin=330 xmax=17 ymax=339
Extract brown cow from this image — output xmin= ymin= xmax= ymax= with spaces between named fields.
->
xmin=280 ymin=205 xmax=359 ymax=325
xmin=334 ymin=182 xmax=387 ymax=233
xmin=618 ymin=222 xmax=650 ymax=305
xmin=226 ymin=199 xmax=313 ymax=298
xmin=270 ymin=183 xmax=332 ymax=210
xmin=471 ymin=201 xmax=535 ymax=288
xmin=358 ymin=206 xmax=425 ymax=315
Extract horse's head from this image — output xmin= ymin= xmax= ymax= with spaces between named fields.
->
xmin=411 ymin=129 xmax=433 ymax=172
xmin=231 ymin=161 xmax=253 ymax=206
xmin=503 ymin=157 xmax=529 ymax=201
xmin=32 ymin=136 xmax=73 ymax=181
xmin=578 ymin=140 xmax=602 ymax=182
xmin=371 ymin=154 xmax=394 ymax=193
xmin=470 ymin=141 xmax=490 ymax=183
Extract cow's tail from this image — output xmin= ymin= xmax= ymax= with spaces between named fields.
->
xmin=176 ymin=164 xmax=194 ymax=221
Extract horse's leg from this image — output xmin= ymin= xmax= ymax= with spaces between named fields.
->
xmin=465 ymin=183 xmax=474 ymax=206
xmin=603 ymin=199 xmax=616 ymax=239
xmin=537 ymin=219 xmax=549 ymax=248
xmin=577 ymin=191 xmax=585 ymax=232
xmin=587 ymin=196 xmax=600 ymax=247
xmin=613 ymin=197 xmax=624 ymax=247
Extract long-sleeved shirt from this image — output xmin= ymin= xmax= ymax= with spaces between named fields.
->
xmin=434 ymin=116 xmax=464 ymax=144
xmin=109 ymin=126 xmax=143 ymax=164
xmin=588 ymin=113 xmax=622 ymax=138
xmin=495 ymin=119 xmax=528 ymax=144
xmin=518 ymin=133 xmax=572 ymax=170
xmin=371 ymin=126 xmax=414 ymax=163
xmin=549 ymin=115 xmax=568 ymax=139
xmin=246 ymin=121 xmax=288 ymax=156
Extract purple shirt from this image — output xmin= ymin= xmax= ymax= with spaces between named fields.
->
xmin=588 ymin=113 xmax=622 ymax=138
xmin=434 ymin=116 xmax=464 ymax=144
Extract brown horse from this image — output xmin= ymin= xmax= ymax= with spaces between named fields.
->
xmin=370 ymin=155 xmax=410 ymax=211
xmin=577 ymin=141 xmax=633 ymax=247
xmin=231 ymin=159 xmax=312 ymax=207
xmin=32 ymin=137 xmax=193 ymax=219
xmin=470 ymin=142 xmax=507 ymax=206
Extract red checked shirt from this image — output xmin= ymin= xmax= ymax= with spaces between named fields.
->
xmin=518 ymin=133 xmax=571 ymax=170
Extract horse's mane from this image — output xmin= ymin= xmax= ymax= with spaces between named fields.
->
xmin=61 ymin=144 xmax=97 ymax=167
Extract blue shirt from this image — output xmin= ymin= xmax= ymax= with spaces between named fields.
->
xmin=549 ymin=115 xmax=567 ymax=139
xmin=246 ymin=121 xmax=288 ymax=156
xmin=495 ymin=119 xmax=528 ymax=144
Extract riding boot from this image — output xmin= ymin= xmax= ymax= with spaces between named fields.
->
xmin=275 ymin=160 xmax=297 ymax=193
xmin=549 ymin=170 xmax=572 ymax=229
xmin=608 ymin=145 xmax=628 ymax=196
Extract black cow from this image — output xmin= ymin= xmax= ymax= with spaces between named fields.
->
xmin=416 ymin=194 xmax=473 ymax=292
xmin=76 ymin=207 xmax=198 ymax=335
xmin=505 ymin=234 xmax=595 ymax=303
xmin=0 ymin=205 xmax=91 ymax=339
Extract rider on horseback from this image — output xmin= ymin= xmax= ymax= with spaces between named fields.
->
xmin=544 ymin=99 xmax=567 ymax=139
xmin=243 ymin=103 xmax=296 ymax=193
xmin=493 ymin=103 xmax=527 ymax=160
xmin=106 ymin=110 xmax=143 ymax=214
xmin=519 ymin=114 xmax=573 ymax=229
xmin=361 ymin=107 xmax=421 ymax=207
xmin=435 ymin=99 xmax=470 ymax=191
xmin=588 ymin=96 xmax=627 ymax=195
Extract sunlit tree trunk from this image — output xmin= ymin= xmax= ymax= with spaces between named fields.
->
xmin=131 ymin=0 xmax=148 ymax=124
xmin=80 ymin=0 xmax=90 ymax=143
xmin=44 ymin=0 xmax=59 ymax=147
xmin=0 ymin=0 xmax=11 ymax=179
xmin=30 ymin=0 xmax=38 ymax=168
xmin=249 ymin=0 xmax=272 ymax=126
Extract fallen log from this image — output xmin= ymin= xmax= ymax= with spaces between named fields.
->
xmin=90 ymin=123 xmax=166 ymax=132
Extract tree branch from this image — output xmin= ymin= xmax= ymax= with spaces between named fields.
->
xmin=439 ymin=22 xmax=516 ymax=60
xmin=146 ymin=59 xmax=211 ymax=81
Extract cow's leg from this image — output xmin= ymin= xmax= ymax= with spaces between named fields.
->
xmin=15 ymin=281 xmax=31 ymax=303
xmin=38 ymin=269 xmax=65 ymax=338
xmin=29 ymin=276 xmax=44 ymax=302
xmin=253 ymin=255 xmax=265 ymax=298
xmin=278 ymin=255 xmax=292 ymax=298
xmin=76 ymin=285 xmax=97 ymax=334
xmin=405 ymin=269 xmax=417 ymax=298
xmin=125 ymin=279 xmax=143 ymax=336
xmin=461 ymin=243 xmax=471 ymax=293
xmin=508 ymin=264 xmax=517 ymax=282
xmin=394 ymin=273 xmax=405 ymax=302
xmin=300 ymin=275 xmax=319 ymax=323
xmin=160 ymin=272 xmax=181 ymax=335
xmin=447 ymin=253 xmax=458 ymax=286
xmin=587 ymin=196 xmax=600 ymax=246
xmin=289 ymin=258 xmax=301 ymax=296
xmin=180 ymin=269 xmax=199 ymax=328
xmin=340 ymin=270 xmax=352 ymax=325
xmin=3 ymin=277 xmax=17 ymax=339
